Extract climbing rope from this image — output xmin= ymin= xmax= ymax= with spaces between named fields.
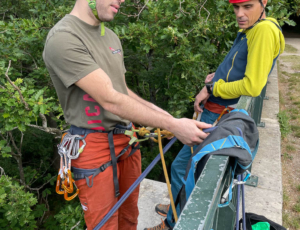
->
xmin=212 ymin=107 xmax=231 ymax=127
xmin=157 ymin=128 xmax=178 ymax=222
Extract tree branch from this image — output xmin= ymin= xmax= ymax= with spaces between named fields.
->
xmin=5 ymin=60 xmax=30 ymax=111
xmin=28 ymin=160 xmax=43 ymax=185
xmin=27 ymin=124 xmax=62 ymax=136
xmin=8 ymin=131 xmax=22 ymax=156
xmin=39 ymin=113 xmax=48 ymax=128
xmin=0 ymin=167 xmax=10 ymax=183
xmin=30 ymin=156 xmax=58 ymax=185
xmin=26 ymin=175 xmax=56 ymax=191
xmin=22 ymin=51 xmax=38 ymax=69
xmin=19 ymin=131 xmax=24 ymax=152
xmin=199 ymin=0 xmax=210 ymax=23
xmin=137 ymin=0 xmax=149 ymax=20
xmin=0 ymin=84 xmax=19 ymax=100
xmin=70 ymin=219 xmax=82 ymax=230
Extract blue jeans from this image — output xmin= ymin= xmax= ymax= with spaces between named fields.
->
xmin=165 ymin=108 xmax=220 ymax=227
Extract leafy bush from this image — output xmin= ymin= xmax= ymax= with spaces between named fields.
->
xmin=0 ymin=174 xmax=39 ymax=229
xmin=0 ymin=0 xmax=299 ymax=227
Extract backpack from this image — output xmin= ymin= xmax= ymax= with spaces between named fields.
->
xmin=177 ymin=109 xmax=259 ymax=213
xmin=238 ymin=213 xmax=287 ymax=230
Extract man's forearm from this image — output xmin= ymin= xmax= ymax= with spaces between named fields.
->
xmin=127 ymin=89 xmax=171 ymax=116
xmin=127 ymin=89 xmax=154 ymax=109
xmin=104 ymin=90 xmax=174 ymax=131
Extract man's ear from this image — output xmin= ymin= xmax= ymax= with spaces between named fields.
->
xmin=262 ymin=0 xmax=268 ymax=7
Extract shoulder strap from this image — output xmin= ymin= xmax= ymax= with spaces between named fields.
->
xmin=261 ymin=19 xmax=282 ymax=31
xmin=183 ymin=135 xmax=253 ymax=200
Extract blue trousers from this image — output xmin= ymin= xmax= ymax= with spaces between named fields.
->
xmin=166 ymin=108 xmax=220 ymax=227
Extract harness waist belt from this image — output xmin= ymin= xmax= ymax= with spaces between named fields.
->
xmin=69 ymin=122 xmax=133 ymax=135
xmin=205 ymin=101 xmax=235 ymax=114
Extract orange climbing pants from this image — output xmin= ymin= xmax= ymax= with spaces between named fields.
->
xmin=72 ymin=132 xmax=141 ymax=230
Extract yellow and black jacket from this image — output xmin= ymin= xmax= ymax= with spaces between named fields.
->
xmin=210 ymin=17 xmax=285 ymax=106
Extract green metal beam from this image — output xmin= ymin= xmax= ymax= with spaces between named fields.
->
xmin=174 ymin=156 xmax=229 ymax=230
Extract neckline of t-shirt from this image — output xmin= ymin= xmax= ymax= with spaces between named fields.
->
xmin=66 ymin=14 xmax=103 ymax=32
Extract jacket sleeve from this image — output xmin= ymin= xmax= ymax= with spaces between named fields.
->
xmin=213 ymin=23 xmax=279 ymax=99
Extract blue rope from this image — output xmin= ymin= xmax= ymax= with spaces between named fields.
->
xmin=93 ymin=137 xmax=178 ymax=230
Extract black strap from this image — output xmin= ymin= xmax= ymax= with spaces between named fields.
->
xmin=128 ymin=143 xmax=140 ymax=158
xmin=108 ymin=131 xmax=120 ymax=197
xmin=262 ymin=19 xmax=282 ymax=31
xmin=72 ymin=137 xmax=140 ymax=194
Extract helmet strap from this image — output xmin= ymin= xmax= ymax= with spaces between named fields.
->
xmin=86 ymin=0 xmax=105 ymax=36
xmin=244 ymin=0 xmax=265 ymax=30
xmin=257 ymin=0 xmax=265 ymax=21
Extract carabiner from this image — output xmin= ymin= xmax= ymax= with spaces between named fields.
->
xmin=62 ymin=170 xmax=74 ymax=193
xmin=55 ymin=174 xmax=64 ymax=195
xmin=64 ymin=180 xmax=79 ymax=201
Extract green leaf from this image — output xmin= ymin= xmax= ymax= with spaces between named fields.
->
xmin=39 ymin=104 xmax=46 ymax=114
xmin=2 ymin=113 xmax=10 ymax=118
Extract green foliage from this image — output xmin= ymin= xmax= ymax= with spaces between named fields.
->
xmin=0 ymin=175 xmax=39 ymax=229
xmin=0 ymin=0 xmax=299 ymax=228
xmin=52 ymin=203 xmax=85 ymax=230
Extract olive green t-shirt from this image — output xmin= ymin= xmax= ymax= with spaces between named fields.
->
xmin=43 ymin=15 xmax=130 ymax=131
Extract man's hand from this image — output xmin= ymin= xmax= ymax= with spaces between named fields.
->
xmin=205 ymin=72 xmax=215 ymax=83
xmin=194 ymin=86 xmax=210 ymax=113
xmin=170 ymin=118 xmax=212 ymax=146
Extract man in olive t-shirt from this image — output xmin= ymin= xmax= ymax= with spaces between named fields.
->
xmin=43 ymin=14 xmax=129 ymax=131
xmin=43 ymin=0 xmax=211 ymax=229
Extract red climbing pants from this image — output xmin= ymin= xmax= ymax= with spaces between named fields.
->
xmin=72 ymin=132 xmax=141 ymax=230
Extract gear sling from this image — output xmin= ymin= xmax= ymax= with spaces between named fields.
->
xmin=69 ymin=123 xmax=140 ymax=197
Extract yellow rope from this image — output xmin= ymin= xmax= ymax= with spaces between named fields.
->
xmin=191 ymin=112 xmax=199 ymax=154
xmin=138 ymin=127 xmax=151 ymax=136
xmin=212 ymin=108 xmax=231 ymax=127
xmin=157 ymin=128 xmax=178 ymax=222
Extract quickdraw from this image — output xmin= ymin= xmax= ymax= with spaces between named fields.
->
xmin=56 ymin=133 xmax=86 ymax=201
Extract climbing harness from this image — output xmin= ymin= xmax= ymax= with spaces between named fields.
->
xmin=70 ymin=123 xmax=141 ymax=198
xmin=56 ymin=122 xmax=175 ymax=201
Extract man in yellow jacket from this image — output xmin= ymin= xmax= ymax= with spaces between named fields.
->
xmin=146 ymin=0 xmax=285 ymax=229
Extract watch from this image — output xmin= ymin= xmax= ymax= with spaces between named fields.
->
xmin=205 ymin=81 xmax=213 ymax=95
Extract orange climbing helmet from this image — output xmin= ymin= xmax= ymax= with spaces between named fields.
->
xmin=229 ymin=0 xmax=262 ymax=3
xmin=229 ymin=0 xmax=251 ymax=3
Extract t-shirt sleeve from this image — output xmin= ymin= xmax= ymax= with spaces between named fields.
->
xmin=43 ymin=32 xmax=99 ymax=88
xmin=213 ymin=23 xmax=278 ymax=99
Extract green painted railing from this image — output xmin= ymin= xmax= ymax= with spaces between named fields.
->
xmin=174 ymin=85 xmax=267 ymax=230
